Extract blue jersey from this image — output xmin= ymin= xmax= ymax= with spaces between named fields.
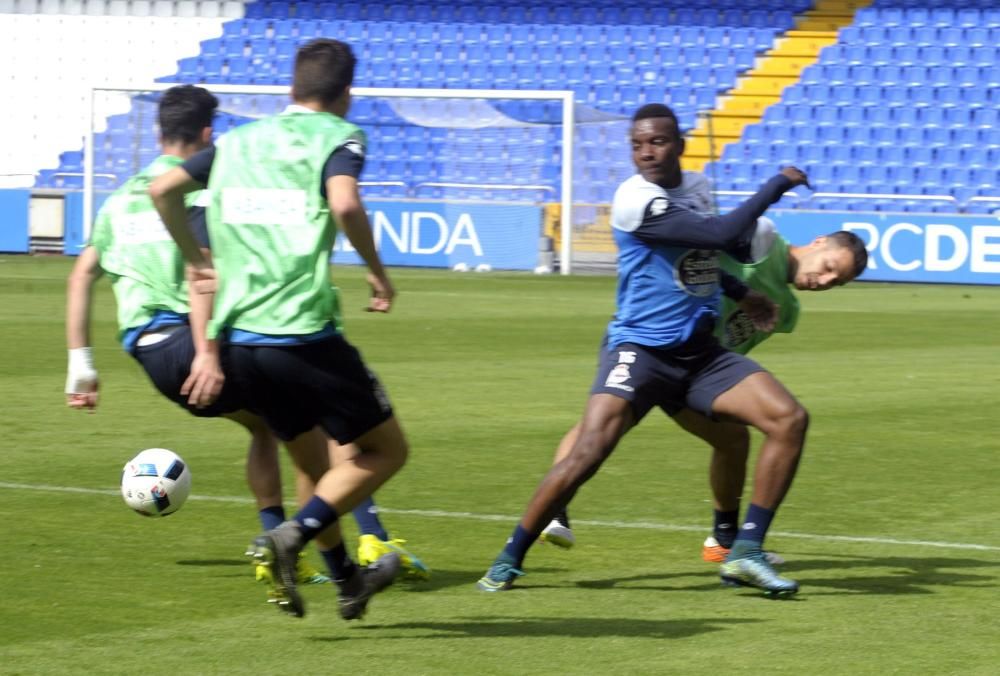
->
xmin=605 ymin=172 xmax=794 ymax=350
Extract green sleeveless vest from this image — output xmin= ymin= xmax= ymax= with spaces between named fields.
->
xmin=717 ymin=235 xmax=800 ymax=354
xmin=206 ymin=110 xmax=364 ymax=338
xmin=89 ymin=155 xmax=196 ymax=340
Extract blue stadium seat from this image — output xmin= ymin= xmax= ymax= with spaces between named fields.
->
xmin=885 ymin=27 xmax=913 ymax=48
xmin=859 ymin=25 xmax=885 ymax=45
xmin=892 ymin=46 xmax=920 ymax=68
xmin=971 ymin=107 xmax=999 ymax=128
xmin=954 ymin=66 xmax=980 ymax=87
xmin=838 ymin=106 xmax=864 ymax=128
xmin=579 ymin=26 xmax=603 ymax=46
xmin=867 ymin=45 xmax=894 ymax=67
xmin=761 ymin=106 xmax=786 ymax=124
xmin=959 ymin=86 xmax=988 ymax=108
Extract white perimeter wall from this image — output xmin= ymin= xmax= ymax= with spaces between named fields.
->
xmin=0 ymin=2 xmax=249 ymax=187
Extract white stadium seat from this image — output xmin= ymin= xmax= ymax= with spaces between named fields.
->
xmin=198 ymin=0 xmax=220 ymax=19
xmin=152 ymin=0 xmax=173 ymax=17
xmin=221 ymin=1 xmax=241 ymax=19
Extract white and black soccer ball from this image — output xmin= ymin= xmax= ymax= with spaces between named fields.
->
xmin=120 ymin=448 xmax=192 ymax=517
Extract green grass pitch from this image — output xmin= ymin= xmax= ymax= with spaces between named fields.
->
xmin=1 ymin=255 xmax=998 ymax=675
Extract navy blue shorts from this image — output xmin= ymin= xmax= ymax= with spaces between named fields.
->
xmin=589 ymin=334 xmax=765 ymax=422
xmin=132 ymin=325 xmax=247 ymax=418
xmin=229 ymin=334 xmax=393 ymax=444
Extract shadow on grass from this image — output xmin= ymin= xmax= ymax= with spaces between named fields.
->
xmin=175 ymin=559 xmax=247 ymax=567
xmin=315 ymin=615 xmax=761 ymax=640
xmin=777 ymin=553 xmax=1000 ymax=595
xmin=393 ymin=566 xmax=571 ymax=593
xmin=571 ymin=553 xmax=999 ymax=597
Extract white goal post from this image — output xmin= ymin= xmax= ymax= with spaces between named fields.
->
xmin=85 ymin=84 xmax=578 ymax=273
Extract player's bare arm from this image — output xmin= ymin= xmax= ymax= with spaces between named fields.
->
xmin=634 ymin=173 xmax=798 ymax=252
xmin=182 ymin=248 xmax=224 ymax=408
xmin=65 ymin=246 xmax=103 ymax=411
xmin=326 ymin=174 xmax=396 ymax=312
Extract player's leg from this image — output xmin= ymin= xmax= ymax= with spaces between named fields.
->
xmin=478 ymin=393 xmax=635 ymax=591
xmin=539 ymin=337 xmax=614 ymax=549
xmin=222 ymin=413 xmax=333 ymax=603
xmin=223 ymin=410 xmax=285 ymax=527
xmin=539 ymin=423 xmax=581 ymax=548
xmin=707 ymin=369 xmax=807 ymax=596
xmin=672 ymin=408 xmax=749 ymax=561
xmin=244 ymin=337 xmax=406 ymax=619
xmin=131 ymin=330 xmax=334 ymax=597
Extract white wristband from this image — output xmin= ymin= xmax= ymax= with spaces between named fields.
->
xmin=66 ymin=347 xmax=98 ymax=394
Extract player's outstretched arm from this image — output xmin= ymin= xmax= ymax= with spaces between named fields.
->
xmin=634 ymin=169 xmax=808 ymax=253
xmin=65 ymin=246 xmax=102 ymax=411
xmin=326 ymin=174 xmax=395 ymax=313
xmin=149 ymin=167 xmax=210 ymax=270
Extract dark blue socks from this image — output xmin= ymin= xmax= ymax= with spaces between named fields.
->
xmin=259 ymin=505 xmax=286 ymax=531
xmin=352 ymin=497 xmax=390 ymax=540
xmin=321 ymin=542 xmax=358 ymax=583
xmin=499 ymin=525 xmax=535 ymax=567
xmin=713 ymin=508 xmax=740 ymax=549
xmin=293 ymin=496 xmax=340 ymax=542
xmin=731 ymin=503 xmax=775 ymax=552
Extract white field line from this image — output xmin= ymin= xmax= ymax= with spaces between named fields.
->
xmin=3 ymin=481 xmax=999 ymax=553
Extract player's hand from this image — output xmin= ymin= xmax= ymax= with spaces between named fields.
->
xmin=66 ymin=378 xmax=100 ymax=412
xmin=365 ymin=272 xmax=396 ymax=313
xmin=66 ymin=356 xmax=100 ymax=412
xmin=182 ymin=351 xmax=224 ymax=408
xmin=186 ymin=264 xmax=218 ymax=294
xmin=738 ymin=290 xmax=779 ymax=333
xmin=779 ymin=166 xmax=811 ymax=189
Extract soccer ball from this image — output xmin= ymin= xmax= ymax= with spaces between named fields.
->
xmin=120 ymin=448 xmax=192 ymax=517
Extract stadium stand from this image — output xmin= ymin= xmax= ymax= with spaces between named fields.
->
xmin=705 ymin=0 xmax=1000 ymax=212
xmin=6 ymin=0 xmax=999 ymax=214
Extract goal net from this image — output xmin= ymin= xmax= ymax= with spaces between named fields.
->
xmin=86 ymin=84 xmax=635 ymax=274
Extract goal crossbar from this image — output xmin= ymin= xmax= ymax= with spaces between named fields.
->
xmin=85 ymin=84 xmax=577 ymax=273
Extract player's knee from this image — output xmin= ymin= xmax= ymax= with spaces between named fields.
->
xmin=775 ymin=402 xmax=809 ymax=442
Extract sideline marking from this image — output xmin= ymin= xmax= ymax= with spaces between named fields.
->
xmin=3 ymin=481 xmax=997 ymax=553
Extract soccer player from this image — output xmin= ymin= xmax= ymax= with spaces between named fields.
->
xmin=477 ymin=103 xmax=810 ymax=597
xmin=150 ymin=39 xmax=410 ymax=619
xmin=65 ymin=85 xmax=424 ymax=608
xmin=539 ymin=220 xmax=869 ymax=565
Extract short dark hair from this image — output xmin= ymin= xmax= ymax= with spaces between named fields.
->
xmin=827 ymin=230 xmax=869 ymax=279
xmin=158 ymin=85 xmax=218 ymax=144
xmin=292 ymin=39 xmax=356 ymax=107
xmin=632 ymin=103 xmax=680 ymax=129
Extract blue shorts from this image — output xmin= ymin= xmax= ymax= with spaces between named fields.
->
xmin=132 ymin=325 xmax=247 ymax=418
xmin=589 ymin=334 xmax=765 ymax=422
xmin=229 ymin=333 xmax=393 ymax=444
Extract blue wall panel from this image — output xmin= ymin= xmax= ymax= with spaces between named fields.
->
xmin=333 ymin=201 xmax=542 ymax=270
xmin=0 ymin=190 xmax=30 ymax=253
